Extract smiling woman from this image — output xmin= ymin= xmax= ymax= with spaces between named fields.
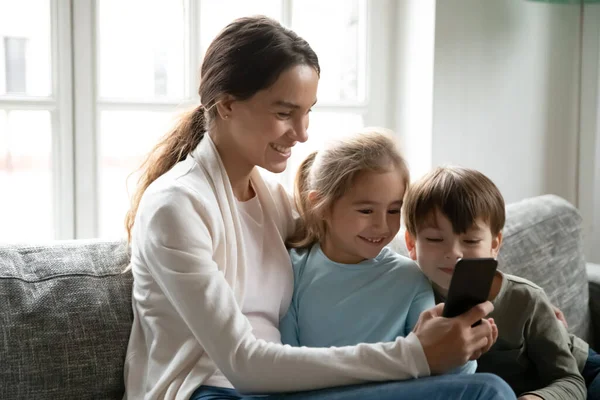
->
xmin=208 ymin=64 xmax=318 ymax=193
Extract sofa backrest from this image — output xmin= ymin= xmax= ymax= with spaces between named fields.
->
xmin=0 ymin=194 xmax=592 ymax=399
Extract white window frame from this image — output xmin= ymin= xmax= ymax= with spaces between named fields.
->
xmin=3 ymin=0 xmax=395 ymax=240
xmin=72 ymin=0 xmax=201 ymax=238
xmin=274 ymin=0 xmax=396 ymax=188
xmin=0 ymin=0 xmax=74 ymax=239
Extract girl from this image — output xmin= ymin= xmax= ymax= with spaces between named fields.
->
xmin=123 ymin=15 xmax=513 ymax=400
xmin=280 ymin=130 xmax=475 ymax=377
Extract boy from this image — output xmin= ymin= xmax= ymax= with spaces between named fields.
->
xmin=402 ymin=166 xmax=597 ymax=400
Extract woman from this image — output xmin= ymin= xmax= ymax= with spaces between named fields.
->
xmin=123 ymin=16 xmax=514 ymax=400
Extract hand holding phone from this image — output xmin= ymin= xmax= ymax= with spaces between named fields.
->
xmin=442 ymin=258 xmax=498 ymax=326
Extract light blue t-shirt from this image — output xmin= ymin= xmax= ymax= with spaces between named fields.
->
xmin=280 ymin=244 xmax=476 ymax=374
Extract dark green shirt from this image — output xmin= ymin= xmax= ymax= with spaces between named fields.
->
xmin=437 ymin=272 xmax=588 ymax=400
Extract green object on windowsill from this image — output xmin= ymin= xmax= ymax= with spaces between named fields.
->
xmin=526 ymin=0 xmax=600 ymax=3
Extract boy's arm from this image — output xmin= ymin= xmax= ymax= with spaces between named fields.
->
xmin=520 ymin=291 xmax=586 ymax=400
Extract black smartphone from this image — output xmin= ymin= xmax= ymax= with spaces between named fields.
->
xmin=442 ymin=258 xmax=498 ymax=326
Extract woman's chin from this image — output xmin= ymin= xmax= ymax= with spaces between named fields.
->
xmin=261 ymin=161 xmax=288 ymax=174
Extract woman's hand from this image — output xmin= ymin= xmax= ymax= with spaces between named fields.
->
xmin=412 ymin=302 xmax=496 ymax=374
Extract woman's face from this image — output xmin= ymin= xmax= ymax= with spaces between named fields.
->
xmin=220 ymin=64 xmax=319 ymax=174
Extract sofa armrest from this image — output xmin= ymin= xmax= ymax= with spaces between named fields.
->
xmin=587 ymin=262 xmax=600 ymax=349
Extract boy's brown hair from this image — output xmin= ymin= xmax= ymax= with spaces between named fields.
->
xmin=403 ymin=166 xmax=505 ymax=237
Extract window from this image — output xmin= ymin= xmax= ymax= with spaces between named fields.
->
xmin=273 ymin=0 xmax=369 ymax=188
xmin=1 ymin=0 xmax=393 ymax=242
xmin=0 ymin=0 xmax=70 ymax=243
xmin=4 ymin=37 xmax=28 ymax=93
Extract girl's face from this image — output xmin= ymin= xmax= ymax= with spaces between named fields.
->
xmin=215 ymin=64 xmax=319 ymax=175
xmin=320 ymin=168 xmax=406 ymax=264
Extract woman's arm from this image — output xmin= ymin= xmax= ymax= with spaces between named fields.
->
xmin=136 ymin=184 xmax=493 ymax=394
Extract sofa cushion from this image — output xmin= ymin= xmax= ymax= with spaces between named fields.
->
xmin=0 ymin=240 xmax=132 ymax=400
xmin=0 ymin=195 xmax=592 ymax=399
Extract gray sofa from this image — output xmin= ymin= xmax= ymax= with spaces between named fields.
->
xmin=1 ymin=194 xmax=599 ymax=399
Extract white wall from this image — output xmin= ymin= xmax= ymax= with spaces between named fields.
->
xmin=432 ymin=0 xmax=581 ymax=205
xmin=392 ymin=0 xmax=600 ymax=262
xmin=580 ymin=4 xmax=600 ymax=264
xmin=393 ymin=0 xmax=436 ymax=181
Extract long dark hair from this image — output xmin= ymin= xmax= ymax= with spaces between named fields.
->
xmin=125 ymin=16 xmax=320 ymax=241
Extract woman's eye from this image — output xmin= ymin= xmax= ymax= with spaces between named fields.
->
xmin=388 ymin=209 xmax=401 ymax=214
xmin=358 ymin=209 xmax=372 ymax=214
xmin=277 ymin=112 xmax=291 ymax=119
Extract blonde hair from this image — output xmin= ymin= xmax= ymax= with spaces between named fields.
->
xmin=403 ymin=166 xmax=505 ymax=237
xmin=288 ymin=128 xmax=410 ymax=248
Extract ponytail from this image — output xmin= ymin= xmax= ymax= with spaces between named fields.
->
xmin=287 ymin=151 xmax=324 ymax=248
xmin=125 ymin=105 xmax=207 ymax=242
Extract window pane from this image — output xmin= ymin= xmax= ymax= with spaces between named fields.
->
xmin=265 ymin=111 xmax=364 ymax=190
xmin=0 ymin=110 xmax=53 ymax=243
xmin=99 ymin=110 xmax=179 ymax=239
xmin=0 ymin=0 xmax=51 ymax=96
xmin=5 ymin=38 xmax=27 ymax=92
xmin=98 ymin=1 xmax=186 ymax=100
xmin=291 ymin=0 xmax=366 ymax=103
xmin=199 ymin=0 xmax=282 ymax=55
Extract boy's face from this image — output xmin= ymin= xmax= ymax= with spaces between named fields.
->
xmin=320 ymin=169 xmax=405 ymax=264
xmin=405 ymin=209 xmax=502 ymax=294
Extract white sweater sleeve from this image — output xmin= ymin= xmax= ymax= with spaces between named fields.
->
xmin=137 ymin=184 xmax=430 ymax=394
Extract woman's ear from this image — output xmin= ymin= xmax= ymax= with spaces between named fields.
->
xmin=215 ymin=94 xmax=236 ymax=120
xmin=405 ymin=230 xmax=418 ymax=261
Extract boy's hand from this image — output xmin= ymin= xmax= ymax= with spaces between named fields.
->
xmin=469 ymin=317 xmax=498 ymax=360
xmin=552 ymin=305 xmax=568 ymax=329
xmin=412 ymin=302 xmax=495 ymax=374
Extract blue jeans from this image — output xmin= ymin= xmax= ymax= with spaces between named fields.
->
xmin=190 ymin=373 xmax=515 ymax=400
xmin=583 ymin=348 xmax=600 ymax=400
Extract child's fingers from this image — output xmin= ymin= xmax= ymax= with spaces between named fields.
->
xmin=490 ymin=318 xmax=498 ymax=343
xmin=458 ymin=301 xmax=494 ymax=327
